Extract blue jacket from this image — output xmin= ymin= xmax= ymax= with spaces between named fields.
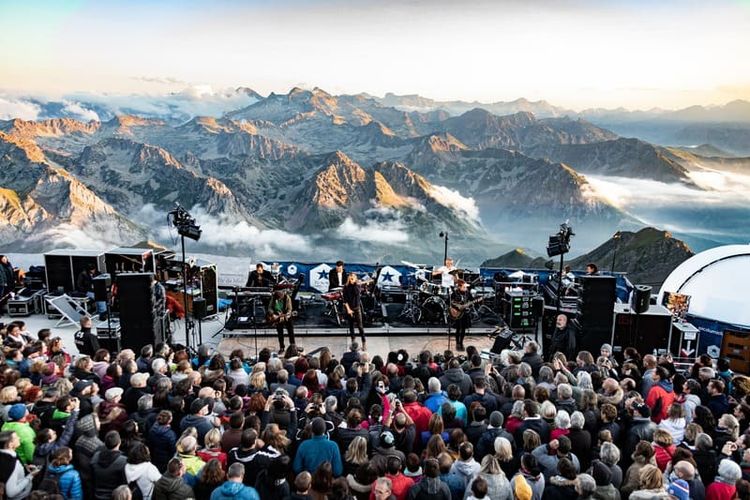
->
xmin=180 ymin=414 xmax=214 ymax=444
xmin=210 ymin=481 xmax=260 ymax=500
xmin=424 ymin=392 xmax=449 ymax=413
xmin=293 ymin=435 xmax=343 ymax=477
xmin=440 ymin=471 xmax=466 ymax=500
xmin=47 ymin=464 xmax=83 ymax=500
xmin=147 ymin=423 xmax=177 ymax=471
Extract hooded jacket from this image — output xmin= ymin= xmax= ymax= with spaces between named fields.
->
xmin=510 ymin=470 xmax=545 ymax=500
xmin=645 ymin=380 xmax=674 ymax=423
xmin=439 ymin=368 xmax=472 ymax=397
xmin=621 ymin=455 xmax=655 ymax=498
xmin=542 ymin=475 xmax=578 ymax=500
xmin=209 ymin=480 xmax=260 ymax=500
xmin=147 ymin=423 xmax=177 ymax=472
xmin=593 ymin=484 xmax=620 ymax=500
xmin=152 ymin=471 xmax=195 ymax=500
xmin=47 ymin=463 xmax=83 ymax=500
xmin=532 ymin=444 xmax=580 ymax=481
xmin=450 ymin=458 xmax=480 ymax=485
xmin=466 ymin=472 xmax=511 ymax=500
xmin=125 ymin=461 xmax=162 ymax=500
xmin=406 ymin=476 xmax=451 ymax=500
xmin=90 ymin=448 xmax=127 ymax=499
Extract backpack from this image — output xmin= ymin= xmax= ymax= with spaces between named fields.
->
xmin=128 ymin=479 xmax=144 ymax=500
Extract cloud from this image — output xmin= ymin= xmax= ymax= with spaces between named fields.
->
xmin=337 ymin=216 xmax=410 ymax=244
xmin=428 ymin=184 xmax=480 ymax=220
xmin=131 ymin=75 xmax=189 ymax=86
xmin=0 ymin=96 xmax=40 ymax=120
xmin=137 ymin=204 xmax=310 ymax=256
xmin=61 ymin=100 xmax=100 ymax=121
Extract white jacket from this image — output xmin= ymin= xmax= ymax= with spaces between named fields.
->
xmin=0 ymin=449 xmax=33 ymax=500
xmin=658 ymin=417 xmax=686 ymax=444
xmin=125 ymin=461 xmax=162 ymax=500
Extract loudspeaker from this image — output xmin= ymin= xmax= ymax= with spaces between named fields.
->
xmin=577 ymin=276 xmax=616 ymax=354
xmin=491 ymin=329 xmax=514 ymax=353
xmin=92 ymin=274 xmax=112 ymax=302
xmin=193 ymin=297 xmax=207 ymax=320
xmin=632 ymin=285 xmax=652 ymax=314
xmin=612 ymin=304 xmax=672 ymax=358
xmin=118 ymin=273 xmax=161 ymax=351
xmin=45 ymin=255 xmax=74 ymax=292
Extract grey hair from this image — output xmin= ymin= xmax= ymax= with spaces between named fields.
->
xmin=375 ymin=477 xmax=393 ymax=492
xmin=267 ymin=357 xmax=282 ymax=373
xmin=540 ymin=401 xmax=557 ymax=419
xmin=137 ymin=394 xmax=153 ymax=411
xmin=538 ymin=366 xmax=554 ymax=383
xmin=718 ymin=458 xmax=742 ymax=482
xmin=428 ymin=377 xmax=441 ymax=394
xmin=600 ymin=442 xmax=620 ymax=465
xmin=511 ymin=400 xmax=525 ymax=418
xmin=695 ymin=433 xmax=713 ymax=451
xmin=557 ymin=383 xmax=572 ymax=399
xmin=554 ymin=410 xmax=571 ymax=430
xmin=577 ymin=474 xmax=596 ymax=497
xmin=325 ymin=395 xmax=338 ymax=412
xmin=719 ymin=414 xmax=740 ymax=439
xmin=570 ymin=411 xmax=585 ymax=430
xmin=518 ymin=363 xmax=532 ymax=378
xmin=577 ymin=371 xmax=593 ymax=390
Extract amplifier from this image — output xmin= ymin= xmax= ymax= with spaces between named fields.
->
xmin=611 ymin=303 xmax=672 ymax=359
xmin=721 ymin=329 xmax=750 ymax=374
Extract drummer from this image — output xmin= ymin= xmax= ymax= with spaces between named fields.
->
xmin=432 ymin=257 xmax=457 ymax=289
xmin=328 ymin=260 xmax=346 ymax=291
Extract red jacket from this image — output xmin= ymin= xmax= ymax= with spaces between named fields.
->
xmin=706 ymin=481 xmax=736 ymax=500
xmin=645 ymin=381 xmax=675 ymax=423
xmin=653 ymin=444 xmax=675 ymax=471
xmin=370 ymin=473 xmax=415 ymax=500
xmin=403 ymin=402 xmax=433 ymax=436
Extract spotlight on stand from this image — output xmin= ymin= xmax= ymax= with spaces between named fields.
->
xmin=546 ymin=221 xmax=574 ymax=258
xmin=546 ymin=221 xmax=574 ymax=316
xmin=167 ymin=203 xmax=202 ymax=352
xmin=168 ymin=204 xmax=202 ymax=241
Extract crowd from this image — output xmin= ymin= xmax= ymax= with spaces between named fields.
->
xmin=0 ymin=316 xmax=748 ymax=500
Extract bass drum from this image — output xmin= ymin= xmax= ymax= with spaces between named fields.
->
xmin=421 ymin=296 xmax=446 ymax=324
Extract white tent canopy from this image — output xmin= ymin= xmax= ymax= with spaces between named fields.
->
xmin=659 ymin=244 xmax=750 ymax=327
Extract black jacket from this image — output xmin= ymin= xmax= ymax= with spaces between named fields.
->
xmin=475 ymin=427 xmax=515 ymax=460
xmin=328 ymin=268 xmax=346 ymax=290
xmin=74 ymin=328 xmax=100 ymax=357
xmin=515 ymin=417 xmax=551 ymax=444
xmin=624 ymin=417 xmax=657 ymax=458
xmin=91 ymin=449 xmax=127 ymax=500
xmin=521 ymin=352 xmax=544 ymax=377
xmin=439 ymin=368 xmax=472 ymax=397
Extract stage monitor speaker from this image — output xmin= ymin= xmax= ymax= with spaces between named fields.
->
xmin=491 ymin=329 xmax=514 ymax=354
xmin=118 ymin=273 xmax=161 ymax=351
xmin=92 ymin=274 xmax=112 ymax=302
xmin=193 ymin=297 xmax=207 ymax=320
xmin=632 ymin=285 xmax=652 ymax=314
xmin=721 ymin=329 xmax=750 ymax=374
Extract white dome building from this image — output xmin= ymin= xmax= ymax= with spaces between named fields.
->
xmin=659 ymin=244 xmax=750 ymax=356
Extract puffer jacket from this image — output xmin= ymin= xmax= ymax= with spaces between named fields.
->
xmin=47 ymin=463 xmax=83 ymax=500
xmin=90 ymin=449 xmax=127 ymax=500
xmin=152 ymin=471 xmax=195 ymax=500
xmin=148 ymin=423 xmax=177 ymax=472
xmin=645 ymin=380 xmax=674 ymax=423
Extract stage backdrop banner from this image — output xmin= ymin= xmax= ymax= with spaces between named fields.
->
xmin=269 ymin=261 xmax=633 ymax=300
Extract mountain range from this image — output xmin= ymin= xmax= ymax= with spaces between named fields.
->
xmin=1 ymin=86 xmax=749 ymax=265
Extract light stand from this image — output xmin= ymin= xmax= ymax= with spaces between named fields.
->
xmin=546 ymin=221 xmax=574 ymax=318
xmin=610 ymin=232 xmax=621 ymax=273
xmin=168 ymin=204 xmax=202 ymax=352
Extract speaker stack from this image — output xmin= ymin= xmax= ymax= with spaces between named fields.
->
xmin=117 ymin=273 xmax=163 ymax=351
xmin=576 ymin=276 xmax=617 ymax=355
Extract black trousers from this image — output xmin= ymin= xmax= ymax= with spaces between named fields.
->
xmin=276 ymin=321 xmax=295 ymax=348
xmin=454 ymin=314 xmax=470 ymax=347
xmin=347 ymin=307 xmax=366 ymax=343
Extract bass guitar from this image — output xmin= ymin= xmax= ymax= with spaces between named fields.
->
xmin=449 ymin=297 xmax=483 ymax=320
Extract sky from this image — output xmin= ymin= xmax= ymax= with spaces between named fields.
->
xmin=1 ymin=0 xmax=750 ymax=110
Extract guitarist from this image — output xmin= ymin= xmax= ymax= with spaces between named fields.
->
xmin=267 ymin=290 xmax=295 ymax=352
xmin=451 ymin=280 xmax=471 ymax=351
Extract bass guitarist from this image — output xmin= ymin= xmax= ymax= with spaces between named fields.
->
xmin=451 ymin=280 xmax=472 ymax=351
xmin=267 ymin=289 xmax=295 ymax=352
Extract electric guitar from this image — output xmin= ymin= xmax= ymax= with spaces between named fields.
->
xmin=449 ymin=297 xmax=483 ymax=320
xmin=266 ymin=310 xmax=298 ymax=325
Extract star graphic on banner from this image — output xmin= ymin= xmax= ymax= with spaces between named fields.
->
xmin=318 ymin=270 xmax=328 ymax=280
xmin=381 ymin=271 xmax=395 ymax=282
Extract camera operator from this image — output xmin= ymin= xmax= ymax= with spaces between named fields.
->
xmin=262 ymin=389 xmax=298 ymax=437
